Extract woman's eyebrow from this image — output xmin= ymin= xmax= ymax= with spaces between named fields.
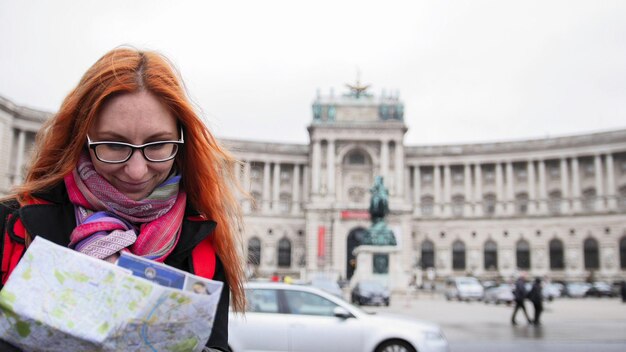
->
xmin=90 ymin=131 xmax=177 ymax=141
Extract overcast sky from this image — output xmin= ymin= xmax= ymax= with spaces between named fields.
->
xmin=1 ymin=0 xmax=625 ymax=145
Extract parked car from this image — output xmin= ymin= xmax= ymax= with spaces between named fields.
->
xmin=310 ymin=277 xmax=344 ymax=299
xmin=543 ymin=282 xmax=563 ymax=301
xmin=351 ymin=280 xmax=391 ymax=306
xmin=444 ymin=276 xmax=484 ymax=301
xmin=483 ymin=284 xmax=514 ymax=305
xmin=480 ymin=280 xmax=498 ymax=290
xmin=526 ymin=282 xmax=563 ymax=301
xmin=229 ymin=282 xmax=450 ymax=352
xmin=585 ymin=282 xmax=616 ymax=297
xmin=564 ymin=282 xmax=591 ymax=298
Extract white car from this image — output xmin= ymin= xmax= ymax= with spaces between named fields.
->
xmin=543 ymin=282 xmax=563 ymax=301
xmin=444 ymin=276 xmax=484 ymax=301
xmin=229 ymin=282 xmax=449 ymax=352
xmin=483 ymin=284 xmax=514 ymax=305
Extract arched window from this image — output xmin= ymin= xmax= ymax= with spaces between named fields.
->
xmin=516 ymin=240 xmax=531 ymax=270
xmin=451 ymin=195 xmax=465 ymax=217
xmin=515 ymin=192 xmax=529 ymax=215
xmin=421 ymin=240 xmax=435 ymax=269
xmin=548 ymin=190 xmax=562 ymax=215
xmin=421 ymin=195 xmax=434 ymax=216
xmin=620 ymin=236 xmax=626 ymax=269
xmin=452 ymin=240 xmax=466 ymax=271
xmin=248 ymin=237 xmax=261 ymax=265
xmin=484 ymin=240 xmax=498 ymax=270
xmin=483 ymin=193 xmax=497 ymax=216
xmin=345 ymin=150 xmax=371 ymax=165
xmin=583 ymin=237 xmax=599 ymax=270
xmin=549 ymin=238 xmax=564 ymax=270
xmin=582 ymin=188 xmax=596 ymax=212
xmin=278 ymin=238 xmax=292 ymax=268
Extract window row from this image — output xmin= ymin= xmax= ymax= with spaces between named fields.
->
xmin=420 ymin=186 xmax=626 ymax=216
xmin=419 ymin=236 xmax=626 ymax=271
xmin=417 ymin=158 xmax=626 ymax=186
xmin=247 ymin=237 xmax=293 ymax=267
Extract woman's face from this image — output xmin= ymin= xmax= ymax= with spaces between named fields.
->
xmin=88 ymin=91 xmax=179 ymax=201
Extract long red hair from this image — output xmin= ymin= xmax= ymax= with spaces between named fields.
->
xmin=14 ymin=47 xmax=246 ymax=312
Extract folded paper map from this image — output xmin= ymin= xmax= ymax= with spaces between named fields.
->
xmin=0 ymin=236 xmax=222 ymax=352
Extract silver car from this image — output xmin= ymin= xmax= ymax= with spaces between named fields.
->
xmin=229 ymin=282 xmax=449 ymax=352
xmin=483 ymin=284 xmax=514 ymax=305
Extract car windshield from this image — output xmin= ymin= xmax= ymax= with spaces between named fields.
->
xmin=457 ymin=278 xmax=479 ymax=285
xmin=360 ymin=281 xmax=385 ymax=291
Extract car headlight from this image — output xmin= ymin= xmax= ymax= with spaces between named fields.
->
xmin=423 ymin=330 xmax=446 ymax=341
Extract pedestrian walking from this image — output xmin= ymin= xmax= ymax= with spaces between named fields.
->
xmin=527 ymin=277 xmax=543 ymax=325
xmin=511 ymin=273 xmax=532 ymax=325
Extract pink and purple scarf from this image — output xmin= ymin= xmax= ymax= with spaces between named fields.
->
xmin=64 ymin=152 xmax=186 ymax=262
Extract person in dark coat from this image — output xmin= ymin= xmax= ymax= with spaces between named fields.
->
xmin=511 ymin=273 xmax=532 ymax=325
xmin=527 ymin=277 xmax=543 ymax=325
xmin=621 ymin=280 xmax=626 ymax=303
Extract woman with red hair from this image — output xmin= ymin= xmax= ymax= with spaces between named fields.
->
xmin=0 ymin=47 xmax=245 ymax=351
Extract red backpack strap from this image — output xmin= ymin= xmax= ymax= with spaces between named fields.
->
xmin=191 ymin=236 xmax=216 ymax=279
xmin=1 ymin=197 xmax=52 ymax=286
xmin=1 ymin=214 xmax=26 ymax=285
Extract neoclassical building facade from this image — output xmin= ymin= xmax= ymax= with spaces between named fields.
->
xmin=2 ymin=89 xmax=626 ymax=285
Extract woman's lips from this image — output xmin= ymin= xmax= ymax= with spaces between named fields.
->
xmin=115 ymin=179 xmax=151 ymax=192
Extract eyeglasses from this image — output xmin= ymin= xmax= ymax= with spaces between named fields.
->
xmin=87 ymin=127 xmax=184 ymax=164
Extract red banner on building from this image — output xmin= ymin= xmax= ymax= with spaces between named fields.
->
xmin=340 ymin=210 xmax=370 ymax=220
xmin=317 ymin=226 xmax=325 ymax=258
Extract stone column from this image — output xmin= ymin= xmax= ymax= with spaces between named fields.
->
xmin=474 ymin=163 xmax=483 ymax=217
xmin=443 ymin=164 xmax=451 ymax=216
xmin=506 ymin=161 xmax=514 ymax=215
xmin=413 ymin=165 xmax=421 ymax=216
xmin=538 ymin=160 xmax=548 ymax=213
xmin=14 ymin=129 xmax=26 ymax=184
xmin=464 ymin=163 xmax=473 ymax=216
xmin=495 ymin=162 xmax=504 ymax=214
xmin=263 ymin=162 xmax=271 ymax=212
xmin=326 ymin=139 xmax=335 ymax=196
xmin=292 ymin=164 xmax=301 ymax=214
xmin=571 ymin=157 xmax=582 ymax=212
xmin=560 ymin=158 xmax=570 ymax=213
xmin=395 ymin=140 xmax=405 ymax=195
xmin=404 ymin=167 xmax=410 ymax=202
xmin=527 ymin=160 xmax=536 ymax=214
xmin=594 ymin=154 xmax=604 ymax=211
xmin=433 ymin=164 xmax=441 ymax=217
xmin=380 ymin=140 xmax=389 ymax=181
xmin=303 ymin=165 xmax=310 ymax=202
xmin=606 ymin=153 xmax=617 ymax=210
xmin=272 ymin=163 xmax=281 ymax=212
xmin=311 ymin=140 xmax=321 ymax=194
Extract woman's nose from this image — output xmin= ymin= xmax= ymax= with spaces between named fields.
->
xmin=124 ymin=149 xmax=148 ymax=180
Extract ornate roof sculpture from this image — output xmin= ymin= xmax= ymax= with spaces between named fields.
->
xmin=311 ymin=73 xmax=404 ymax=124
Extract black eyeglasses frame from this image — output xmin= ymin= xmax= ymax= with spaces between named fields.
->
xmin=87 ymin=127 xmax=185 ymax=164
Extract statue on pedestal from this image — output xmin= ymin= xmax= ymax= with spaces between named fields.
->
xmin=363 ymin=176 xmax=396 ymax=246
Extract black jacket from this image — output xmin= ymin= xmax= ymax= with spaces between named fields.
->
xmin=513 ymin=278 xmax=528 ymax=302
xmin=527 ymin=282 xmax=543 ymax=305
xmin=0 ymin=183 xmax=230 ymax=351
